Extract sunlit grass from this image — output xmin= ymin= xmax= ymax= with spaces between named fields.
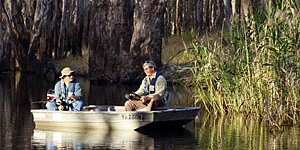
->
xmin=162 ymin=32 xmax=197 ymax=64
xmin=190 ymin=0 xmax=300 ymax=127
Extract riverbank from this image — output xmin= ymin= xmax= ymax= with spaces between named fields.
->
xmin=44 ymin=33 xmax=195 ymax=84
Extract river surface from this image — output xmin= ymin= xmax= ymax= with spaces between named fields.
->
xmin=1 ymin=73 xmax=300 ymax=150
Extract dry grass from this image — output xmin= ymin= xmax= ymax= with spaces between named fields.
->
xmin=162 ymin=32 xmax=196 ymax=64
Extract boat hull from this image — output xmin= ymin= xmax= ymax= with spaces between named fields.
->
xmin=31 ymin=106 xmax=200 ymax=130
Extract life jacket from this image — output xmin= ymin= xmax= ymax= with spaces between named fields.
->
xmin=143 ymin=71 xmax=161 ymax=95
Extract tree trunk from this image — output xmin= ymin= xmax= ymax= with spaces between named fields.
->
xmin=0 ymin=2 xmax=12 ymax=71
xmin=175 ymin=0 xmax=182 ymax=34
xmin=164 ymin=1 xmax=172 ymax=38
xmin=130 ymin=0 xmax=166 ymax=81
xmin=195 ymin=0 xmax=204 ymax=35
xmin=88 ymin=0 xmax=134 ymax=83
xmin=30 ymin=0 xmax=87 ymax=60
xmin=214 ymin=0 xmax=225 ymax=30
xmin=0 ymin=0 xmax=31 ymax=71
xmin=223 ymin=0 xmax=232 ymax=31
xmin=0 ymin=0 xmax=91 ymax=71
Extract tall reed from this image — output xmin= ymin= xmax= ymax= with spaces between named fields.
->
xmin=190 ymin=0 xmax=300 ymax=126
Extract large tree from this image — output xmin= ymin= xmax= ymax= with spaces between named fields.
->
xmin=0 ymin=0 xmax=167 ymax=83
xmin=129 ymin=0 xmax=166 ymax=80
xmin=88 ymin=0 xmax=134 ymax=83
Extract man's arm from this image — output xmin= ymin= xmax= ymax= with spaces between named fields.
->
xmin=135 ymin=78 xmax=146 ymax=96
xmin=54 ymin=82 xmax=61 ymax=100
xmin=72 ymin=83 xmax=82 ymax=100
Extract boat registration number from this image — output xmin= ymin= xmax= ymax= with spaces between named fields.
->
xmin=121 ymin=114 xmax=143 ymax=121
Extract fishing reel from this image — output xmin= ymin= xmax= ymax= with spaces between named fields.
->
xmin=56 ymin=99 xmax=66 ymax=106
xmin=125 ymin=92 xmax=141 ymax=100
xmin=56 ymin=98 xmax=70 ymax=110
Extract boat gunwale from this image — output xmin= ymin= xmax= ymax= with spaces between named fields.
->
xmin=31 ymin=107 xmax=200 ymax=114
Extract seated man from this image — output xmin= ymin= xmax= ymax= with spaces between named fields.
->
xmin=124 ymin=61 xmax=168 ymax=111
xmin=46 ymin=67 xmax=84 ymax=111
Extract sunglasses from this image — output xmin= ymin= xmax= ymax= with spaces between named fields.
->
xmin=63 ymin=74 xmax=74 ymax=78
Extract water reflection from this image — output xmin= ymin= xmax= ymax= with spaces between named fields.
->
xmin=0 ymin=73 xmax=33 ymax=150
xmin=32 ymin=128 xmax=197 ymax=150
xmin=196 ymin=114 xmax=300 ymax=150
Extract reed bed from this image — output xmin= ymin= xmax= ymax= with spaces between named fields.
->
xmin=190 ymin=0 xmax=300 ymax=127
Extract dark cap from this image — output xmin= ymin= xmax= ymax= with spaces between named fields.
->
xmin=143 ymin=61 xmax=156 ymax=69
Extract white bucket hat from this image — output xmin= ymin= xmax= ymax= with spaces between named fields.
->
xmin=59 ymin=67 xmax=74 ymax=78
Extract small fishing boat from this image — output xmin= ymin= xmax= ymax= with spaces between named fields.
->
xmin=31 ymin=105 xmax=200 ymax=131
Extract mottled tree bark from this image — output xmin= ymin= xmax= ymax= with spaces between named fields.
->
xmin=223 ymin=0 xmax=232 ymax=30
xmin=175 ymin=0 xmax=182 ymax=34
xmin=0 ymin=2 xmax=12 ymax=71
xmin=30 ymin=0 xmax=87 ymax=61
xmin=0 ymin=0 xmax=89 ymax=71
xmin=0 ymin=0 xmax=32 ymax=71
xmin=88 ymin=0 xmax=134 ymax=83
xmin=1 ymin=0 xmax=167 ymax=83
xmin=164 ymin=1 xmax=173 ymax=38
xmin=215 ymin=0 xmax=225 ymax=30
xmin=195 ymin=0 xmax=204 ymax=35
xmin=130 ymin=0 xmax=166 ymax=80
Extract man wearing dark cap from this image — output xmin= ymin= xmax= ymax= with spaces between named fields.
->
xmin=124 ymin=61 xmax=168 ymax=111
xmin=46 ymin=67 xmax=84 ymax=111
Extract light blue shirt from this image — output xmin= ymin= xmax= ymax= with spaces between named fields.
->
xmin=54 ymin=80 xmax=82 ymax=102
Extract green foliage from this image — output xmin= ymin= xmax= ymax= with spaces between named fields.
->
xmin=190 ymin=0 xmax=300 ymax=126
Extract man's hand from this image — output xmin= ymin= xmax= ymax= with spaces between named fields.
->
xmin=58 ymin=105 xmax=64 ymax=111
xmin=68 ymin=95 xmax=77 ymax=101
xmin=141 ymin=96 xmax=151 ymax=104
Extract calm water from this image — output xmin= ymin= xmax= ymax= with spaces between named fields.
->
xmin=1 ymin=73 xmax=300 ymax=150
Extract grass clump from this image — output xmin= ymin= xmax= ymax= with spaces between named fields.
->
xmin=190 ymin=0 xmax=300 ymax=127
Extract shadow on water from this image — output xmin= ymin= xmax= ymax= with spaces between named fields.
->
xmin=0 ymin=72 xmax=33 ymax=150
xmin=138 ymin=128 xmax=199 ymax=150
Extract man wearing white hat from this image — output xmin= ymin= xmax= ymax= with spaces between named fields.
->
xmin=46 ymin=67 xmax=84 ymax=111
xmin=124 ymin=61 xmax=168 ymax=111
